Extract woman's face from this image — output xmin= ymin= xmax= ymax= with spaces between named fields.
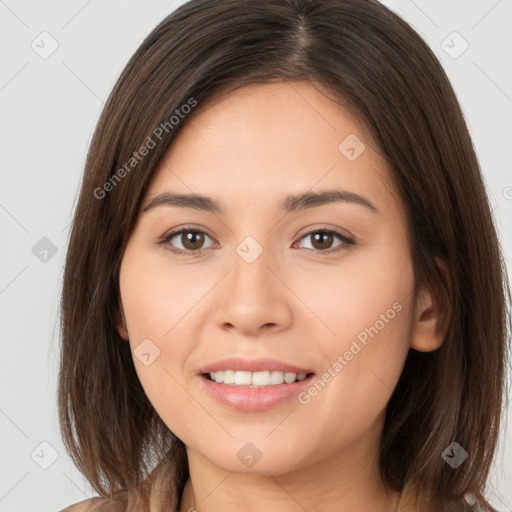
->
xmin=118 ymin=81 xmax=427 ymax=476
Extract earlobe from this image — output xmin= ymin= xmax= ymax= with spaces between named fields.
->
xmin=410 ymin=258 xmax=450 ymax=353
xmin=116 ymin=308 xmax=129 ymax=341
xmin=410 ymin=287 xmax=442 ymax=352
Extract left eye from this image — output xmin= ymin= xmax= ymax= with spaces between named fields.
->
xmin=158 ymin=228 xmax=354 ymax=255
xmin=295 ymin=230 xmax=354 ymax=252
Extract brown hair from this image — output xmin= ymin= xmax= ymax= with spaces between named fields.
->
xmin=58 ymin=1 xmax=511 ymax=511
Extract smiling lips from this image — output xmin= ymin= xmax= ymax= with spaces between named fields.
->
xmin=197 ymin=356 xmax=316 ymax=411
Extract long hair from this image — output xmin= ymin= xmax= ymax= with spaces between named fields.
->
xmin=58 ymin=1 xmax=511 ymax=511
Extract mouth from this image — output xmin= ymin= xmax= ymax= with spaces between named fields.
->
xmin=196 ymin=356 xmax=316 ymax=411
xmin=197 ymin=366 xmax=316 ymax=412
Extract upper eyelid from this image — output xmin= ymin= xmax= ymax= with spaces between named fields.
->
xmin=162 ymin=225 xmax=350 ymax=239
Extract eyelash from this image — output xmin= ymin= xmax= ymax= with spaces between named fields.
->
xmin=156 ymin=225 xmax=355 ymax=257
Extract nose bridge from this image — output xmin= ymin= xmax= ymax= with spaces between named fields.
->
xmin=213 ymin=232 xmax=292 ymax=332
xmin=230 ymin=234 xmax=274 ymax=299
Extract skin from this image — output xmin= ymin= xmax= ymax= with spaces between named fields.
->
xmin=116 ymin=81 xmax=445 ymax=512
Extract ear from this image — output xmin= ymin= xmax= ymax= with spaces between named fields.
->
xmin=116 ymin=307 xmax=129 ymax=341
xmin=410 ymin=257 xmax=450 ymax=352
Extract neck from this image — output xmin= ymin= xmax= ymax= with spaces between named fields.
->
xmin=181 ymin=465 xmax=400 ymax=512
xmin=179 ymin=417 xmax=402 ymax=512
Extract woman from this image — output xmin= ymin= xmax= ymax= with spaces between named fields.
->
xmin=58 ymin=1 xmax=510 ymax=511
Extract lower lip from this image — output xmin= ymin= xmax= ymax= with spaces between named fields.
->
xmin=198 ymin=374 xmax=315 ymax=412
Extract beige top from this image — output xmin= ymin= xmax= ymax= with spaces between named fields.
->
xmin=61 ymin=479 xmax=434 ymax=512
xmin=397 ymin=481 xmax=426 ymax=512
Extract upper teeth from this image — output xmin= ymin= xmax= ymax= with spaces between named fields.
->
xmin=209 ymin=370 xmax=308 ymax=386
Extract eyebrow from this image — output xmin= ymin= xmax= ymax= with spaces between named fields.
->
xmin=142 ymin=189 xmax=379 ymax=215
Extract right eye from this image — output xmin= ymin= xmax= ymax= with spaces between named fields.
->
xmin=158 ymin=227 xmax=218 ymax=256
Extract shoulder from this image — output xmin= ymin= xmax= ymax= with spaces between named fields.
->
xmin=60 ymin=497 xmax=105 ymax=512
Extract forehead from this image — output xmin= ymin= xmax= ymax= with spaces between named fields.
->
xmin=146 ymin=81 xmax=402 ymax=220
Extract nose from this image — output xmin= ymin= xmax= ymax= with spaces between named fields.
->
xmin=213 ymin=247 xmax=293 ymax=337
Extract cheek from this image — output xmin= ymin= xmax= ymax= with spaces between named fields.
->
xmin=119 ymin=246 xmax=224 ymax=427
xmin=119 ymin=246 xmax=203 ymax=344
xmin=292 ymin=242 xmax=414 ymax=416
xmin=293 ymin=240 xmax=413 ymax=348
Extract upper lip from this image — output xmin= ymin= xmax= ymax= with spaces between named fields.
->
xmin=199 ymin=357 xmax=314 ymax=375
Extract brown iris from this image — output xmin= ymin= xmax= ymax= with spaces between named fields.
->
xmin=309 ymin=231 xmax=335 ymax=250
xmin=180 ymin=230 xmax=205 ymax=250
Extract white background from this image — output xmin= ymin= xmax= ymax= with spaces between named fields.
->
xmin=0 ymin=1 xmax=511 ymax=510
